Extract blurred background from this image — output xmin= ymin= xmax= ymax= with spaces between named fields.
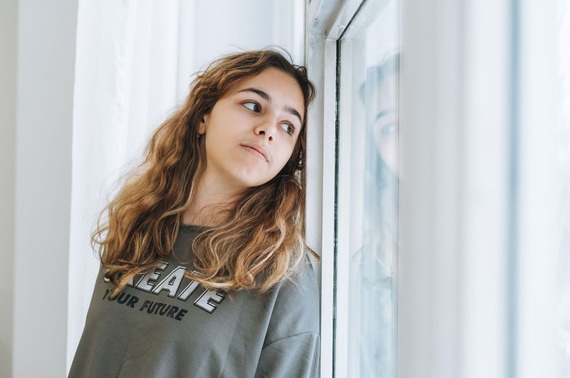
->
xmin=1 ymin=0 xmax=569 ymax=377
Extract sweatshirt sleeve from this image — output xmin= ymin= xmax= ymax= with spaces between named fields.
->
xmin=255 ymin=332 xmax=320 ymax=378
xmin=254 ymin=261 xmax=321 ymax=377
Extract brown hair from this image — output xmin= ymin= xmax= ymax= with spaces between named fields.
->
xmin=93 ymin=49 xmax=316 ymax=296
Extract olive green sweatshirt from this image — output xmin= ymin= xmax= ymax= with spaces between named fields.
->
xmin=69 ymin=224 xmax=320 ymax=378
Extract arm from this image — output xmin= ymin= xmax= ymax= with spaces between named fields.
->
xmin=255 ymin=261 xmax=321 ymax=378
xmin=255 ymin=332 xmax=320 ymax=378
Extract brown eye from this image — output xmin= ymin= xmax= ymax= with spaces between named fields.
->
xmin=243 ymin=101 xmax=261 ymax=112
xmin=280 ymin=122 xmax=295 ymax=135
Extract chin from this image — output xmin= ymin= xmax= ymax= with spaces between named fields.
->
xmin=233 ymin=170 xmax=275 ymax=189
xmin=232 ymin=177 xmax=269 ymax=191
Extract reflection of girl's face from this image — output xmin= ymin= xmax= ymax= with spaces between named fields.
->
xmin=368 ymin=77 xmax=398 ymax=176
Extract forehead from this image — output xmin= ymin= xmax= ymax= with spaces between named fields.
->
xmin=229 ymin=68 xmax=305 ymax=110
xmin=367 ymin=78 xmax=397 ymax=107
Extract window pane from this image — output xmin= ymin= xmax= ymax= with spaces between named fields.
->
xmin=558 ymin=0 xmax=570 ymax=373
xmin=337 ymin=0 xmax=399 ymax=376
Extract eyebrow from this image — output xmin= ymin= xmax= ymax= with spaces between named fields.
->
xmin=238 ymin=87 xmax=303 ymax=125
xmin=373 ymin=109 xmax=396 ymax=123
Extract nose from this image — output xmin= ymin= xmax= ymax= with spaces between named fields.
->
xmin=254 ymin=116 xmax=276 ymax=142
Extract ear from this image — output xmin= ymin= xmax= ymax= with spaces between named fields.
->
xmin=198 ymin=114 xmax=208 ymax=135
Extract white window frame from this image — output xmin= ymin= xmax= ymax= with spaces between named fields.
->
xmin=305 ymin=1 xmax=371 ymax=376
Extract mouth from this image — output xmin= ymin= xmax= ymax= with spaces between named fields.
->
xmin=241 ymin=144 xmax=268 ymax=162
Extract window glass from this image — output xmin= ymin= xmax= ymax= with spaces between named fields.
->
xmin=558 ymin=0 xmax=570 ymax=372
xmin=336 ymin=0 xmax=399 ymax=376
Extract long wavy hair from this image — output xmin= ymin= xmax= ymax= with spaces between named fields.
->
xmin=94 ymin=49 xmax=316 ymax=296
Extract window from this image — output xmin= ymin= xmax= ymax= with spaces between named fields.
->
xmin=306 ymin=0 xmax=399 ymax=376
xmin=308 ymin=0 xmax=567 ymax=377
xmin=337 ymin=1 xmax=399 ymax=377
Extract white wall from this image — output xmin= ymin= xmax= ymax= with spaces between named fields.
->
xmin=1 ymin=0 xmax=78 ymax=377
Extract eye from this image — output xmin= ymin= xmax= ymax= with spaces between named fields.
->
xmin=380 ymin=122 xmax=397 ymax=137
xmin=280 ymin=122 xmax=296 ymax=135
xmin=243 ymin=101 xmax=261 ymax=113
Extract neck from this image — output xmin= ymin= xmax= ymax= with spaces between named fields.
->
xmin=181 ymin=174 xmax=244 ymax=227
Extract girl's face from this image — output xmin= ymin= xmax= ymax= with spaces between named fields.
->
xmin=199 ymin=67 xmax=305 ymax=192
xmin=368 ymin=76 xmax=398 ymax=176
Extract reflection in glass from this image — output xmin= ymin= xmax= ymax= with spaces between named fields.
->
xmin=353 ymin=54 xmax=399 ymax=377
xmin=340 ymin=0 xmax=399 ymax=376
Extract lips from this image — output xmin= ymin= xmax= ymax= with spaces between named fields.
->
xmin=240 ymin=143 xmax=269 ymax=162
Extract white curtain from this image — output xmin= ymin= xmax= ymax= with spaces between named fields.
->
xmin=68 ymin=0 xmax=304 ymax=369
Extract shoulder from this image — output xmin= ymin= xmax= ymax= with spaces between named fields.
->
xmin=278 ymin=257 xmax=319 ymax=307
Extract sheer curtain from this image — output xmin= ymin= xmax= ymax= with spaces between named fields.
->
xmin=68 ymin=0 xmax=304 ymax=369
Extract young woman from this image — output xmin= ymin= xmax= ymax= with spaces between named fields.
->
xmin=69 ymin=50 xmax=320 ymax=377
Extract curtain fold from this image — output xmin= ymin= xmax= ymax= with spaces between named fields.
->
xmin=68 ymin=0 xmax=183 ymax=366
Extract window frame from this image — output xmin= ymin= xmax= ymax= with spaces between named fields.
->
xmin=305 ymin=1 xmax=374 ymax=376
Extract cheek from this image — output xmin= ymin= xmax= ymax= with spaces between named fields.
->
xmin=373 ymin=119 xmax=397 ymax=147
xmin=275 ymin=144 xmax=298 ymax=172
